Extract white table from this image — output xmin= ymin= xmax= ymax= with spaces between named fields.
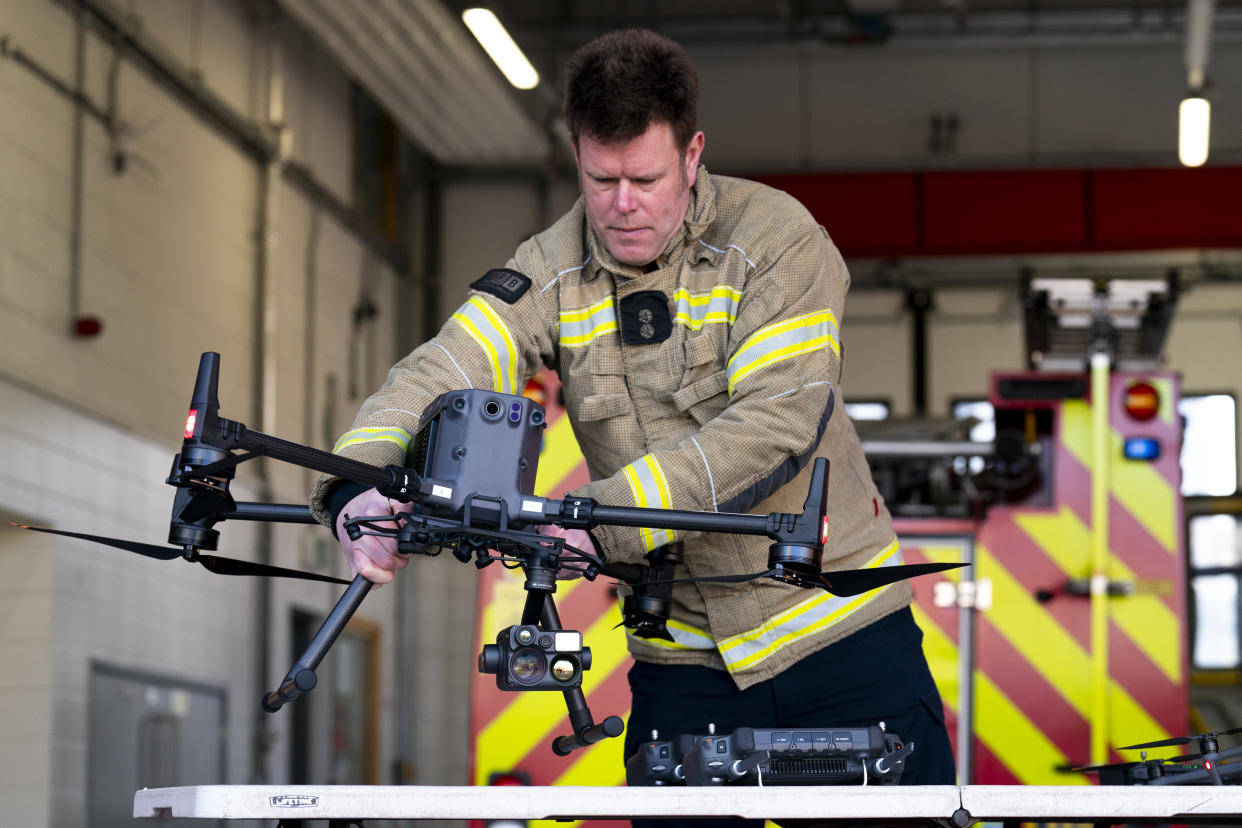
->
xmin=133 ymin=784 xmax=1242 ymax=825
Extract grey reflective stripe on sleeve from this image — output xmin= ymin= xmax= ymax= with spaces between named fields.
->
xmin=717 ymin=539 xmax=902 ymax=672
xmin=332 ymin=426 xmax=413 ymax=454
xmin=450 ymin=296 xmax=518 ymax=393
xmin=717 ymin=388 xmax=834 ymax=515
xmin=621 ymin=454 xmax=677 ymax=552
xmin=625 ymin=617 xmax=715 ymax=651
xmin=673 ymin=285 xmax=741 ymax=330
xmin=559 ymin=296 xmax=618 ymax=348
xmin=726 ymin=309 xmax=840 ymax=396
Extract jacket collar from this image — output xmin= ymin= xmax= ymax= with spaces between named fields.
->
xmin=583 ymin=165 xmax=717 ymax=282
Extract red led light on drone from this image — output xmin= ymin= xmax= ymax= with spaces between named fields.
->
xmin=184 ymin=409 xmax=198 ymax=438
xmin=1205 ymin=759 xmax=1214 ymax=771
xmin=821 ymin=517 xmax=830 ymax=544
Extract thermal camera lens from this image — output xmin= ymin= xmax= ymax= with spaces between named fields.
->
xmin=510 ymin=649 xmax=546 ymax=685
xmin=550 ymin=657 xmax=578 ymax=683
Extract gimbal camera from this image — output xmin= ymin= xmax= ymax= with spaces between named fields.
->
xmin=17 ymin=352 xmax=964 ymax=756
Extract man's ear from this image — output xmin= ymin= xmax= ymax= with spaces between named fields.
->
xmin=685 ymin=131 xmax=705 ymax=186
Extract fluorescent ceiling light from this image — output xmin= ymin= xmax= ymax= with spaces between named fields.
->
xmin=1179 ymin=96 xmax=1211 ymax=167
xmin=462 ymin=8 xmax=539 ymax=90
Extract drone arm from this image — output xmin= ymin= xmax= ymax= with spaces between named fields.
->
xmin=221 ymin=502 xmax=318 ymax=524
xmin=550 ymin=495 xmax=774 ymax=539
xmin=545 ymin=458 xmax=827 ymax=548
xmin=221 ymin=427 xmax=421 ymax=502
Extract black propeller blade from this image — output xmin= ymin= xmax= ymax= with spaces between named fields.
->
xmin=8 ymin=523 xmax=348 ymax=585
xmin=197 ymin=555 xmax=348 ymax=584
xmin=625 ymin=561 xmax=968 ymax=596
xmin=815 ymin=561 xmax=967 ymax=596
xmin=11 ymin=523 xmax=183 ymax=560
xmin=1120 ymin=726 xmax=1242 ymax=751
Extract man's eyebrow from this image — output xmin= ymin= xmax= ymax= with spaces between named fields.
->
xmin=586 ymin=169 xmax=664 ymax=182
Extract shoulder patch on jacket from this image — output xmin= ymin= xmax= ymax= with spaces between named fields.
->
xmin=471 ymin=268 xmax=531 ymax=304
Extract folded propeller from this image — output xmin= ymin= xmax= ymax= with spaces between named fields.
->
xmin=8 ymin=523 xmax=349 ymax=584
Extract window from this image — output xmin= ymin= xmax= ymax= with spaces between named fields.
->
xmin=1180 ymin=394 xmax=1237 ymax=497
xmin=951 ymin=399 xmax=995 ymax=444
xmin=1180 ymin=393 xmax=1240 ymax=670
xmin=844 ymin=400 xmax=890 ymax=421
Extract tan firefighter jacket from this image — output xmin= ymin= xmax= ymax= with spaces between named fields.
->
xmin=311 ymin=168 xmax=910 ymax=689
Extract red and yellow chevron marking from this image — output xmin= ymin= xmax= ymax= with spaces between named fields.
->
xmin=469 ymin=371 xmax=631 ymax=828
xmin=901 ymin=371 xmax=1187 ymax=786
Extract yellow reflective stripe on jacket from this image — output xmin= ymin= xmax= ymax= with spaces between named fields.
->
xmin=621 ymin=454 xmax=676 ymax=552
xmin=716 ymin=539 xmax=902 ymax=672
xmin=626 ymin=616 xmax=716 ymax=650
xmin=559 ymin=296 xmax=618 ymax=348
xmin=451 ymin=296 xmax=518 ymax=393
xmin=673 ymin=286 xmax=741 ymax=330
xmin=332 ymin=426 xmax=412 ymax=454
xmin=726 ymin=309 xmax=841 ymax=395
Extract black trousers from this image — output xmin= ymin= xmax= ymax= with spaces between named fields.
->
xmin=624 ymin=606 xmax=955 ymax=828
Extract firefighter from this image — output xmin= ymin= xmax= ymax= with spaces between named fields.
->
xmin=313 ymin=29 xmax=954 ymax=825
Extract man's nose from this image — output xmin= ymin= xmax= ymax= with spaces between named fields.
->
xmin=614 ymin=180 xmax=638 ymax=213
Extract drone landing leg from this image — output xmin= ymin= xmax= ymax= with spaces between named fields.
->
xmin=263 ymin=574 xmax=373 ymax=711
xmin=536 ymin=592 xmax=625 ymax=756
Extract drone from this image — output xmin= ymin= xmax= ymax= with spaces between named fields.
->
xmin=1071 ymin=728 xmax=1242 ymax=785
xmin=12 ymin=351 xmax=964 ymax=756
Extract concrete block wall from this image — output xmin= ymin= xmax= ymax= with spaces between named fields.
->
xmin=0 ymin=0 xmax=417 ymax=822
xmin=0 ymin=374 xmax=262 ymax=825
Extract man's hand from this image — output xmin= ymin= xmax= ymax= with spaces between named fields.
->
xmin=536 ymin=523 xmax=598 ymax=580
xmin=335 ymin=488 xmax=415 ymax=584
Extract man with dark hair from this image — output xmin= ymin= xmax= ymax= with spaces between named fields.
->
xmin=313 ymin=28 xmax=954 ymax=818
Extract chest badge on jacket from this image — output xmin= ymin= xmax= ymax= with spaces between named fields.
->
xmin=619 ymin=290 xmax=673 ymax=344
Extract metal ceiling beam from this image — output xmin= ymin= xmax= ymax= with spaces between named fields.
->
xmin=278 ymin=0 xmax=548 ymax=165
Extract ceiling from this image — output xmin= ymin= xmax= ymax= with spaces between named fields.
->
xmin=281 ymin=0 xmax=1241 ymax=167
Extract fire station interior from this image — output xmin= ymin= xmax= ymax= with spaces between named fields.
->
xmin=2 ymin=0 xmax=1242 ymax=824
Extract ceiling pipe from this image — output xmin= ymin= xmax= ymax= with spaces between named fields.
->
xmin=1185 ymin=0 xmax=1215 ymax=91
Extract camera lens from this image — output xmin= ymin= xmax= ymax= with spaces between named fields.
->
xmin=515 ymin=626 xmax=535 ymax=645
xmin=510 ymin=648 xmax=547 ymax=686
xmin=482 ymin=399 xmax=503 ymax=420
xmin=550 ymin=656 xmax=578 ymax=684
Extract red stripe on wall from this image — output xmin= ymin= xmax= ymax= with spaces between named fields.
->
xmin=922 ymin=169 xmax=1088 ymax=253
xmin=752 ymin=166 xmax=1242 ymax=258
xmin=1093 ymin=167 xmax=1242 ymax=248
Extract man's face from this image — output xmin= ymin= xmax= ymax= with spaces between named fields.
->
xmin=575 ymin=121 xmax=705 ymax=268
